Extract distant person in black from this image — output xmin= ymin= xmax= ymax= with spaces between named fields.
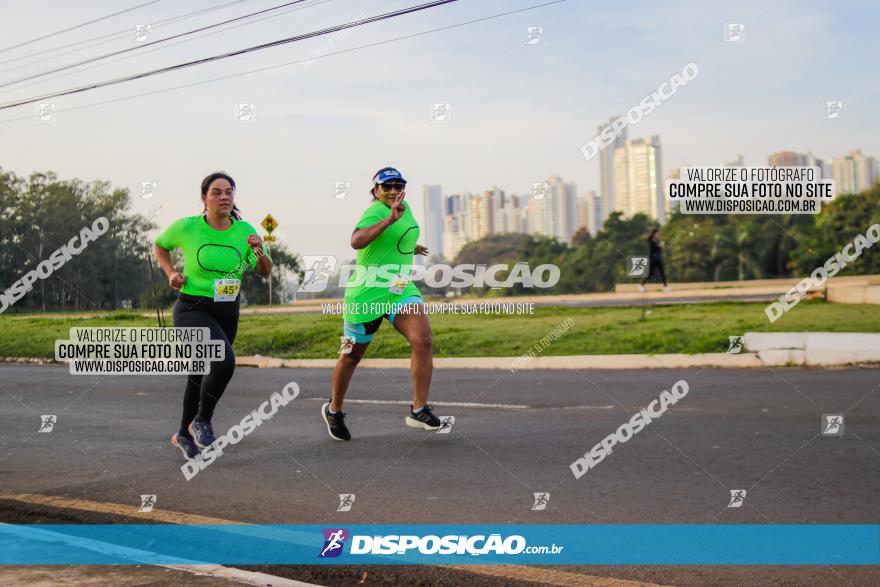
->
xmin=639 ymin=229 xmax=671 ymax=292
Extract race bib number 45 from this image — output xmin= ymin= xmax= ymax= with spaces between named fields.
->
xmin=213 ymin=278 xmax=240 ymax=302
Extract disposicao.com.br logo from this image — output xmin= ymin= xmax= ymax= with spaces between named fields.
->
xmin=319 ymin=528 xmax=348 ymax=558
xmin=318 ymin=529 xmax=563 ymax=558
xmin=298 ymin=256 xmax=561 ymax=292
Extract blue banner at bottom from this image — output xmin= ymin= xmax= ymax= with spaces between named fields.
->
xmin=1 ymin=524 xmax=877 ymax=565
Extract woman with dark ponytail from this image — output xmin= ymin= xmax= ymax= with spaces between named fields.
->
xmin=154 ymin=172 xmax=272 ymax=460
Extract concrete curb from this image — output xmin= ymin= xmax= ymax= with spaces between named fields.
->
xmin=743 ymin=332 xmax=880 ymax=366
xmin=6 ymin=330 xmax=880 ymax=370
xmin=236 ymin=353 xmax=779 ymax=370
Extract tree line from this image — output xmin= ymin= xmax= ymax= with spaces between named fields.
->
xmin=448 ymin=183 xmax=880 ymax=296
xmin=0 ymin=169 xmax=299 ymax=313
xmin=3 ymin=168 xmax=876 ymax=310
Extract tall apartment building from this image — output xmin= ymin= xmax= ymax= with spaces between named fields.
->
xmin=768 ymin=151 xmax=807 ymax=167
xmin=467 ymin=190 xmax=494 ymax=240
xmin=576 ymin=190 xmax=598 ymax=236
xmin=613 ymin=136 xmax=664 ymax=223
xmin=422 ymin=184 xmax=443 ymax=260
xmin=833 ymin=149 xmax=878 ymax=194
xmin=598 ymin=116 xmax=628 ymax=225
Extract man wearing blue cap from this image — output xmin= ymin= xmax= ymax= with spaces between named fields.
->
xmin=321 ymin=167 xmax=443 ymax=441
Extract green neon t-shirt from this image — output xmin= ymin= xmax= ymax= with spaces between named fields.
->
xmin=155 ymin=215 xmax=269 ymax=300
xmin=343 ymin=199 xmax=422 ymax=322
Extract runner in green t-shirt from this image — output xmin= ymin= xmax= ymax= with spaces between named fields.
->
xmin=321 ymin=167 xmax=444 ymax=441
xmin=154 ymin=172 xmax=273 ymax=461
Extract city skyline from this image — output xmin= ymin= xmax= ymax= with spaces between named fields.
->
xmin=420 ymin=137 xmax=877 ymax=260
xmin=1 ymin=0 xmax=877 ymax=263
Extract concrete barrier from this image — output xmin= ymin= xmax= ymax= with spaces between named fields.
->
xmin=242 ymin=353 xmax=765 ymax=370
xmin=805 ymin=333 xmax=880 ymax=366
xmin=827 ymin=281 xmax=868 ymax=304
xmin=743 ymin=333 xmax=809 ymax=351
xmin=826 ymin=276 xmax=880 ymax=305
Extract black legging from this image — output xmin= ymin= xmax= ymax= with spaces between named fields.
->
xmin=173 ymin=293 xmax=239 ymax=436
xmin=641 ymin=257 xmax=667 ymax=287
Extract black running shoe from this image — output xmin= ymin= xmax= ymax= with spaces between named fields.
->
xmin=406 ymin=404 xmax=442 ymax=430
xmin=188 ymin=419 xmax=216 ymax=449
xmin=321 ymin=401 xmax=351 ymax=441
xmin=171 ymin=432 xmax=200 ymax=460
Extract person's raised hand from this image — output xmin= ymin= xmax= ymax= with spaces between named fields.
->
xmin=388 ymin=191 xmax=406 ymax=223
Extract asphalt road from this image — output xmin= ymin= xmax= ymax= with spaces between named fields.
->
xmin=1 ymin=363 xmax=878 ymax=586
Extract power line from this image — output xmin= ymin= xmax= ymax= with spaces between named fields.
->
xmin=0 ymin=0 xmax=460 ymax=110
xmin=0 ymin=0 xmax=568 ymax=121
xmin=0 ymin=0 xmax=255 ymax=69
xmin=0 ymin=0 xmax=332 ymax=97
xmin=0 ymin=0 xmax=565 ymax=120
xmin=0 ymin=0 xmax=316 ymax=89
xmin=0 ymin=0 xmax=165 ymax=55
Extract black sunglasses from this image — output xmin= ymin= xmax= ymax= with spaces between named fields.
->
xmin=379 ymin=182 xmax=406 ymax=192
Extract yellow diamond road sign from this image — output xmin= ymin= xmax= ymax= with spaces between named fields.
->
xmin=261 ymin=214 xmax=278 ymax=234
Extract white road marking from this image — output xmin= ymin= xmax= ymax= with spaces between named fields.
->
xmin=304 ymin=397 xmax=529 ymax=409
xmin=305 ymin=398 xmax=632 ymax=411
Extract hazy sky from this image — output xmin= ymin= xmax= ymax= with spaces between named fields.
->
xmin=0 ymin=0 xmax=877 ymax=261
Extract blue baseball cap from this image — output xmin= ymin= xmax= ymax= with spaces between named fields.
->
xmin=372 ymin=167 xmax=407 ymax=186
